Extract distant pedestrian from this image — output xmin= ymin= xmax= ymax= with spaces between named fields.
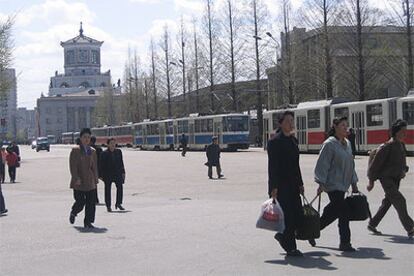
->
xmin=8 ymin=141 xmax=20 ymax=161
xmin=0 ymin=181 xmax=7 ymax=215
xmin=267 ymin=111 xmax=305 ymax=257
xmin=99 ymin=138 xmax=126 ymax=212
xmin=206 ymin=136 xmax=223 ymax=179
xmin=69 ymin=128 xmax=99 ymax=229
xmin=367 ymin=119 xmax=413 ymax=237
xmin=179 ymin=134 xmax=188 ymax=157
xmin=314 ymin=117 xmax=359 ymax=252
xmin=0 ymin=147 xmax=6 ymax=183
xmin=90 ymin=136 xmax=103 ymax=205
xmin=348 ymin=128 xmax=356 ymax=157
xmin=5 ymin=148 xmax=18 ymax=183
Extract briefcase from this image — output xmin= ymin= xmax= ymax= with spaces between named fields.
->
xmin=346 ymin=192 xmax=370 ymax=221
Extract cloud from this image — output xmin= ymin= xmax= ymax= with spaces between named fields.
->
xmin=174 ymin=0 xmax=204 ymax=12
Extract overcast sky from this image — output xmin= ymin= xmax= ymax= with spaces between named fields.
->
xmin=0 ymin=0 xmax=388 ymax=109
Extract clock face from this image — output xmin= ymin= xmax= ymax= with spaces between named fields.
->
xmin=79 ymin=50 xmax=89 ymax=63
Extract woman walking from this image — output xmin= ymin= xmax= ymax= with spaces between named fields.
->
xmin=267 ymin=111 xmax=305 ymax=257
xmin=99 ymin=138 xmax=126 ymax=212
xmin=5 ymin=148 xmax=18 ymax=183
xmin=313 ymin=117 xmax=359 ymax=252
xmin=69 ymin=128 xmax=99 ymax=229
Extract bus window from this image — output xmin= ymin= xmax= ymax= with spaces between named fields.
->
xmin=403 ymin=102 xmax=414 ymax=125
xmin=366 ymin=104 xmax=383 ymax=126
xmin=307 ymin=109 xmax=321 ymax=129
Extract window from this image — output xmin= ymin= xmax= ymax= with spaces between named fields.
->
xmin=307 ymin=109 xmax=320 ymax=129
xmin=65 ymin=50 xmax=75 ymax=64
xmin=223 ymin=116 xmax=249 ymax=132
xmin=178 ymin=120 xmax=189 ymax=133
xmin=366 ymin=104 xmax=383 ymax=126
xmin=403 ymin=102 xmax=414 ymax=125
xmin=334 ymin=107 xmax=349 ymax=119
xmin=147 ymin=124 xmax=159 ymax=135
xmin=194 ymin=119 xmax=213 ymax=133
xmin=78 ymin=50 xmax=89 ymax=63
xmin=165 ymin=122 xmax=173 ymax=135
xmin=91 ymin=50 xmax=100 ymax=64
xmin=135 ymin=125 xmax=143 ymax=136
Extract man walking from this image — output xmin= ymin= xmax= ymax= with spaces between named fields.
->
xmin=206 ymin=137 xmax=223 ymax=179
xmin=179 ymin=134 xmax=188 ymax=157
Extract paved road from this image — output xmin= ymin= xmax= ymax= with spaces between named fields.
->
xmin=0 ymin=145 xmax=413 ymax=275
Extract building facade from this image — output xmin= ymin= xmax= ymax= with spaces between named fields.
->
xmin=0 ymin=68 xmax=17 ymax=141
xmin=16 ymin=107 xmax=36 ymax=142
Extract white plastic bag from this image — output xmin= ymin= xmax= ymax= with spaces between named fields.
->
xmin=256 ymin=198 xmax=285 ymax=233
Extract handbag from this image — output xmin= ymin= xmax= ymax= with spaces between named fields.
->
xmin=296 ymin=195 xmax=321 ymax=240
xmin=345 ymin=192 xmax=370 ymax=221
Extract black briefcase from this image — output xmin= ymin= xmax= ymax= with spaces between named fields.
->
xmin=345 ymin=192 xmax=370 ymax=221
xmin=296 ymin=195 xmax=321 ymax=240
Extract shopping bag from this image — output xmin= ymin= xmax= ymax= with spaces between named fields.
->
xmin=296 ymin=195 xmax=320 ymax=240
xmin=346 ymin=192 xmax=370 ymax=221
xmin=256 ymin=198 xmax=285 ymax=232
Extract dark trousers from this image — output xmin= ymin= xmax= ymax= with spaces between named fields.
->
xmin=104 ymin=180 xmax=123 ymax=208
xmin=8 ymin=166 xmax=16 ymax=182
xmin=0 ymin=163 xmax=4 ymax=183
xmin=95 ymin=186 xmax=100 ymax=204
xmin=320 ymin=191 xmax=351 ymax=244
xmin=370 ymin=178 xmax=414 ymax=232
xmin=277 ymin=190 xmax=303 ymax=252
xmin=181 ymin=145 xmax=187 ymax=156
xmin=71 ymin=189 xmax=96 ymax=224
xmin=0 ymin=182 xmax=5 ymax=212
xmin=208 ymin=164 xmax=221 ymax=178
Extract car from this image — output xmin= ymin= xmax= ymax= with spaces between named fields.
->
xmin=36 ymin=137 xmax=50 ymax=152
xmin=31 ymin=140 xmax=37 ymax=149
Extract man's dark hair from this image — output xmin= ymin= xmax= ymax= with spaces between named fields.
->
xmin=107 ymin=138 xmax=115 ymax=145
xmin=90 ymin=136 xmax=96 ymax=144
xmin=391 ymin=119 xmax=408 ymax=137
xmin=80 ymin=128 xmax=91 ymax=137
xmin=278 ymin=110 xmax=294 ymax=124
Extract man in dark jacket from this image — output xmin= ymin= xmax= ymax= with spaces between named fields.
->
xmin=367 ymin=119 xmax=413 ymax=237
xmin=206 ymin=137 xmax=223 ymax=179
xmin=180 ymin=134 xmax=188 ymax=157
xmin=90 ymin=136 xmax=103 ymax=204
xmin=267 ymin=111 xmax=305 ymax=257
xmin=99 ymin=138 xmax=126 ymax=212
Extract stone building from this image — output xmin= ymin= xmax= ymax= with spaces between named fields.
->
xmin=0 ymin=68 xmax=17 ymax=141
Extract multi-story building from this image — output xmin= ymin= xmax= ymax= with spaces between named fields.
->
xmin=0 ymin=68 xmax=17 ymax=141
xmin=16 ymin=107 xmax=36 ymax=141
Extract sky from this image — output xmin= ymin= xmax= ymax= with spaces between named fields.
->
xmin=0 ymin=0 xmax=388 ymax=109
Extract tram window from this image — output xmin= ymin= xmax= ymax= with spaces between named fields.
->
xmin=195 ymin=120 xmax=201 ymax=132
xmin=403 ymin=102 xmax=414 ymax=125
xmin=136 ymin=126 xmax=143 ymax=136
xmin=367 ymin=104 xmax=383 ymax=126
xmin=178 ymin=120 xmax=189 ymax=133
xmin=307 ymin=109 xmax=320 ymax=129
xmin=334 ymin=107 xmax=349 ymax=119
xmin=272 ymin=113 xmax=282 ymax=130
xmin=165 ymin=122 xmax=173 ymax=134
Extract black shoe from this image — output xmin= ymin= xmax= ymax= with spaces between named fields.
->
xmin=286 ymin=249 xmax=303 ymax=257
xmin=115 ymin=205 xmax=125 ymax=211
xmin=107 ymin=207 xmax=112 ymax=212
xmin=308 ymin=239 xmax=316 ymax=247
xmin=218 ymin=174 xmax=224 ymax=179
xmin=408 ymin=228 xmax=414 ymax=238
xmin=0 ymin=209 xmax=8 ymax=214
xmin=84 ymin=222 xmax=95 ymax=229
xmin=339 ymin=243 xmax=356 ymax=252
xmin=367 ymin=225 xmax=382 ymax=235
xmin=69 ymin=213 xmax=76 ymax=224
xmin=209 ymin=176 xmax=213 ymax=179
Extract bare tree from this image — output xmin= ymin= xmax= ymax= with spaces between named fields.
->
xmin=160 ymin=26 xmax=173 ymax=118
xmin=179 ymin=16 xmax=187 ymax=114
xmin=192 ymin=18 xmax=201 ymax=112
xmin=205 ymin=0 xmax=216 ymax=113
xmin=150 ymin=38 xmax=159 ymax=118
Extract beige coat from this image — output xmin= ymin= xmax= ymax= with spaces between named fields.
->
xmin=69 ymin=146 xmax=98 ymax=191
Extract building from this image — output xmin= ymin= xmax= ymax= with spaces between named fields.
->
xmin=269 ymin=25 xmax=414 ymax=106
xmin=16 ymin=107 xmax=36 ymax=142
xmin=37 ymin=24 xmax=120 ymax=140
xmin=48 ymin=23 xmax=111 ymax=96
xmin=0 ymin=68 xmax=17 ymax=141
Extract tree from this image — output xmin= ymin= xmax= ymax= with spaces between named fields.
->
xmin=0 ymin=17 xmax=14 ymax=98
xmin=161 ymin=26 xmax=173 ymax=118
xmin=150 ymin=38 xmax=159 ymax=118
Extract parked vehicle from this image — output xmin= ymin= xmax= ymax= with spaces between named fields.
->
xmin=36 ymin=137 xmax=50 ymax=152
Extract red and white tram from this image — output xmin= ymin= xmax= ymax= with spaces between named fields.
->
xmin=397 ymin=93 xmax=414 ymax=152
xmin=91 ymin=126 xmax=111 ymax=146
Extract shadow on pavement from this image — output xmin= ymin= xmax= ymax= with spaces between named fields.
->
xmin=316 ymin=246 xmax=391 ymax=260
xmin=110 ymin=210 xmax=132 ymax=214
xmin=265 ymin=251 xmax=338 ymax=271
xmin=74 ymin=226 xmax=108 ymax=234
xmin=381 ymin=234 xmax=414 ymax=245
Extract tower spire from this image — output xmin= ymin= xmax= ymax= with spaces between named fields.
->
xmin=79 ymin=22 xmax=83 ymax=36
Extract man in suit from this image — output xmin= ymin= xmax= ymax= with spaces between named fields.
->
xmin=206 ymin=137 xmax=223 ymax=179
xmin=99 ymin=138 xmax=126 ymax=212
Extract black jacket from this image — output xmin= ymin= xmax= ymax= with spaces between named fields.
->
xmin=267 ymin=131 xmax=304 ymax=197
xmin=99 ymin=148 xmax=126 ymax=183
xmin=206 ymin=144 xmax=221 ymax=166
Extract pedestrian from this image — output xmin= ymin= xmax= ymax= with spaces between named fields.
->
xmin=313 ymin=117 xmax=359 ymax=252
xmin=348 ymin=128 xmax=356 ymax=157
xmin=206 ymin=136 xmax=224 ymax=179
xmin=0 ymin=181 xmax=7 ymax=215
xmin=8 ymin=141 xmax=20 ymax=160
xmin=99 ymin=138 xmax=126 ymax=212
xmin=180 ymin=134 xmax=188 ymax=157
xmin=367 ymin=119 xmax=413 ymax=237
xmin=0 ymin=147 xmax=6 ymax=183
xmin=267 ymin=110 xmax=305 ymax=257
xmin=90 ymin=136 xmax=103 ymax=205
xmin=68 ymin=128 xmax=99 ymax=229
xmin=5 ymin=148 xmax=18 ymax=183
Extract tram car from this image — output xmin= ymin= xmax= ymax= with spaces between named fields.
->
xmin=111 ymin=124 xmax=134 ymax=147
xmin=91 ymin=127 xmax=111 ymax=146
xmin=397 ymin=93 xmax=414 ymax=153
xmin=133 ymin=119 xmax=174 ymax=150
